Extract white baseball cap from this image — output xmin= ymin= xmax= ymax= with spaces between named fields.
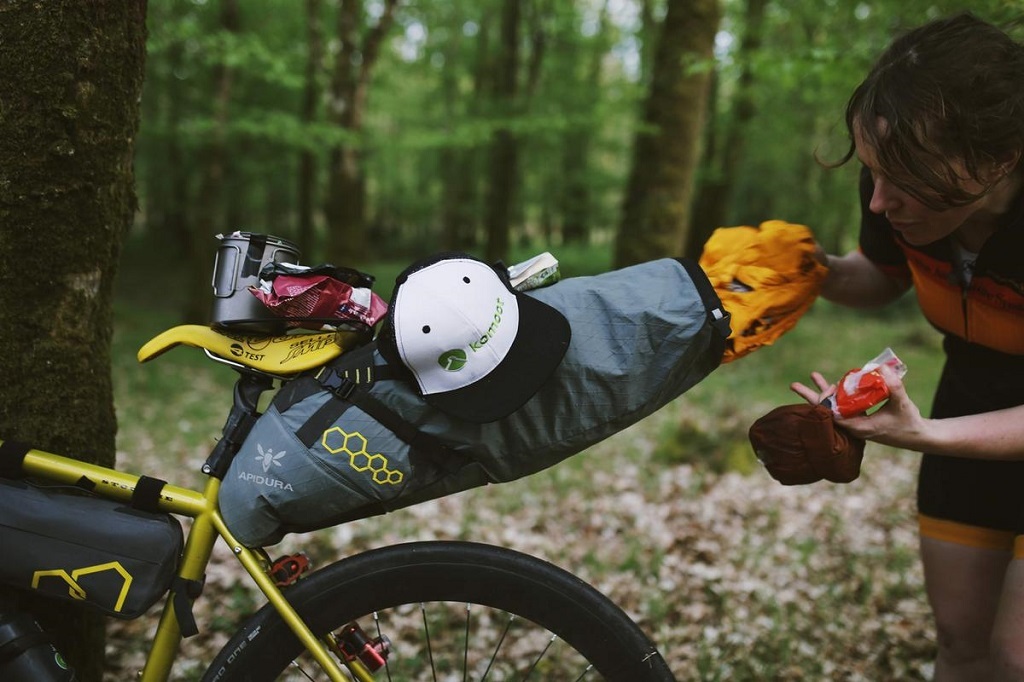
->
xmin=379 ymin=252 xmax=571 ymax=423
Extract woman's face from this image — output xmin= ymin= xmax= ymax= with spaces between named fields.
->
xmin=854 ymin=121 xmax=993 ymax=247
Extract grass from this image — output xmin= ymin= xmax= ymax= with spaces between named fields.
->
xmin=107 ymin=248 xmax=945 ymax=680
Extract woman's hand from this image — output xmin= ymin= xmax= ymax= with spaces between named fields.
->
xmin=789 ymin=366 xmax=926 ymax=448
xmin=790 ymin=371 xmax=836 ymax=405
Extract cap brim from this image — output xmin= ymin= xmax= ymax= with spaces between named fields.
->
xmin=423 ymin=293 xmax=571 ymax=423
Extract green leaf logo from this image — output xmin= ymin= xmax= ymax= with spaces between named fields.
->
xmin=438 ymin=349 xmax=468 ymax=371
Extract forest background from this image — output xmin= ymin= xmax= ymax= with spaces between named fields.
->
xmin=14 ymin=0 xmax=1024 ymax=679
xmin=137 ymin=0 xmax=1020 ymax=318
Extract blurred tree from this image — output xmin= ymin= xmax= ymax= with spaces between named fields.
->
xmin=298 ymin=0 xmax=324 ymax=258
xmin=558 ymin=1 xmax=611 ymax=245
xmin=614 ymin=0 xmax=722 ymax=267
xmin=479 ymin=0 xmax=550 ymax=262
xmin=184 ymin=0 xmax=241 ymax=324
xmin=324 ymin=0 xmax=399 ymax=265
xmin=123 ymin=0 xmax=1020 ymax=290
xmin=439 ymin=1 xmax=493 ymax=252
xmin=0 ymin=2 xmax=147 ymax=680
xmin=686 ymin=0 xmax=768 ymax=258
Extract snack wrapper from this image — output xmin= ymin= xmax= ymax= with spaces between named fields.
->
xmin=250 ymin=265 xmax=388 ymax=331
xmin=823 ymin=347 xmax=907 ymax=418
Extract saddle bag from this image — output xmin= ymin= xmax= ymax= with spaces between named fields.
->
xmin=0 ymin=478 xmax=184 ymax=619
xmin=219 ymin=258 xmax=730 ymax=547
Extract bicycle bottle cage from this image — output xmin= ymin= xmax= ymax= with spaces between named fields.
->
xmin=136 ymin=325 xmax=368 ymax=376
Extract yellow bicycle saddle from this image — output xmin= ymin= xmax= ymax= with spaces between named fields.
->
xmin=137 ymin=325 xmax=368 ymax=375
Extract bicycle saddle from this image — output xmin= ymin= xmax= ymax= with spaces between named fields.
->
xmin=137 ymin=325 xmax=367 ymax=375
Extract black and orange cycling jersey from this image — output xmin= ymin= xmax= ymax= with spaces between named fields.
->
xmin=858 ymin=167 xmax=1024 ymax=355
xmin=856 ymin=166 xmax=1024 ymax=544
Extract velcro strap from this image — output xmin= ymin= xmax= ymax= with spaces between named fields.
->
xmin=131 ymin=475 xmax=167 ymax=513
xmin=0 ymin=440 xmax=30 ymax=478
xmin=350 ymin=391 xmax=471 ymax=475
xmin=171 ymin=576 xmax=205 ymax=638
xmin=296 ymin=399 xmax=353 ymax=448
xmin=306 ymin=368 xmax=472 ymax=474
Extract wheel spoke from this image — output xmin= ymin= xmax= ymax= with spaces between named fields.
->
xmin=572 ymin=664 xmax=595 ymax=682
xmin=462 ymin=603 xmax=470 ymax=682
xmin=287 ymin=659 xmax=316 ymax=681
xmin=420 ymin=603 xmax=439 ymax=682
xmin=521 ymin=633 xmax=557 ymax=681
xmin=373 ymin=612 xmax=394 ymax=682
xmin=479 ymin=614 xmax=514 ymax=682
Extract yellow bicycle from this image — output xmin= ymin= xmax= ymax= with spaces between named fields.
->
xmin=2 ymin=323 xmax=674 ymax=681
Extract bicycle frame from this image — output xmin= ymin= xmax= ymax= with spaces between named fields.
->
xmin=2 ymin=325 xmax=379 ymax=680
xmin=10 ymin=442 xmax=374 ymax=682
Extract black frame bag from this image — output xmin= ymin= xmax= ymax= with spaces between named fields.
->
xmin=0 ymin=478 xmax=184 ymax=619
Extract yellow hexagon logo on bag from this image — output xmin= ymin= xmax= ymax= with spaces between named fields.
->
xmin=322 ymin=427 xmax=404 ymax=486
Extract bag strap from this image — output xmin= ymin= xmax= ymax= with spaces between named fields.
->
xmin=349 ymin=390 xmax=470 ymax=475
xmin=675 ymin=257 xmax=731 ymax=361
xmin=309 ymin=362 xmax=472 ymax=476
xmin=171 ymin=576 xmax=205 ymax=638
xmin=131 ymin=475 xmax=167 ymax=513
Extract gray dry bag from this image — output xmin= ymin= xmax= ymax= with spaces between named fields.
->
xmin=219 ymin=258 xmax=730 ymax=546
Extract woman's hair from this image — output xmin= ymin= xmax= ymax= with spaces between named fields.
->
xmin=836 ymin=12 xmax=1024 ymax=209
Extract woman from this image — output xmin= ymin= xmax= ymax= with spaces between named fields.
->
xmin=791 ymin=12 xmax=1024 ymax=681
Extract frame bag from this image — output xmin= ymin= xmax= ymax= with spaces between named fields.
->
xmin=0 ymin=478 xmax=184 ymax=619
xmin=220 ymin=258 xmax=731 ymax=547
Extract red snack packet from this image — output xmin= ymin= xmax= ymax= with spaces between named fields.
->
xmin=825 ymin=348 xmax=907 ymax=418
xmin=833 ymin=369 xmax=889 ymax=418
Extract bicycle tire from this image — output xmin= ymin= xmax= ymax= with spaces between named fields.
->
xmin=202 ymin=541 xmax=676 ymax=681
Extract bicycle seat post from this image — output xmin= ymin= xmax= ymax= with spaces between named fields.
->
xmin=202 ymin=370 xmax=274 ymax=479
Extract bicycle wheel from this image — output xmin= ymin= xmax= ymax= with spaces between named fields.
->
xmin=203 ymin=541 xmax=675 ymax=681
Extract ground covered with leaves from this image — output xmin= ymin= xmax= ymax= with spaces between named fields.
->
xmin=104 ymin=400 xmax=936 ymax=681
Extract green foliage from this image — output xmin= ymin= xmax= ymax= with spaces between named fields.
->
xmin=129 ymin=0 xmax=1021 ymax=292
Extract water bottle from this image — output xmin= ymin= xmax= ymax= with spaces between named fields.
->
xmin=0 ymin=612 xmax=77 ymax=681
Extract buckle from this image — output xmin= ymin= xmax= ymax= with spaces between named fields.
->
xmin=317 ymin=367 xmax=357 ymax=400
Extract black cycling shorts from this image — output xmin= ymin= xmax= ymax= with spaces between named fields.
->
xmin=916 ymin=338 xmax=1024 ymax=549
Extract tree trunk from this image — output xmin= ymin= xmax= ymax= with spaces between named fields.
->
xmin=298 ymin=0 xmax=323 ymax=260
xmin=163 ymin=39 xmax=190 ymax=256
xmin=614 ymin=0 xmax=721 ymax=268
xmin=324 ymin=0 xmax=398 ymax=266
xmin=440 ymin=6 xmax=492 ymax=252
xmin=483 ymin=0 xmax=521 ymax=263
xmin=686 ymin=0 xmax=768 ymax=258
xmin=184 ymin=0 xmax=240 ymax=325
xmin=0 ymin=2 xmax=147 ymax=680
xmin=560 ymin=1 xmax=609 ymax=245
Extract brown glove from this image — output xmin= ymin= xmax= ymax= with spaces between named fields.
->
xmin=748 ymin=404 xmax=865 ymax=485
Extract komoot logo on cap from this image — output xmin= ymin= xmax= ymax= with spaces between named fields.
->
xmin=438 ymin=348 xmax=468 ymax=371
xmin=378 ymin=252 xmax=571 ymax=423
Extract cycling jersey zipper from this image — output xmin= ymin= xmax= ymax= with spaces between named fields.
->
xmin=961 ymin=283 xmax=970 ymax=342
xmin=952 ymin=237 xmax=977 ymax=343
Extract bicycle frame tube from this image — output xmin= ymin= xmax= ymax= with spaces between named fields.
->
xmin=14 ymin=444 xmax=371 ymax=682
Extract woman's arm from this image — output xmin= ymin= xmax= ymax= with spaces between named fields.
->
xmin=820 ymin=250 xmax=911 ymax=307
xmin=792 ymin=367 xmax=1024 ymax=460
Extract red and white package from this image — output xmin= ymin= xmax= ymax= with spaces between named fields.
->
xmin=250 ymin=274 xmax=388 ymax=330
xmin=825 ymin=348 xmax=907 ymax=418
